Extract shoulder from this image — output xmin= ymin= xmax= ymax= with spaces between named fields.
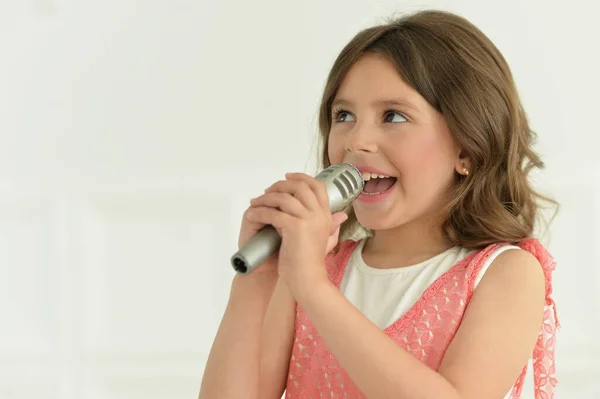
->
xmin=483 ymin=246 xmax=545 ymax=291
xmin=475 ymin=244 xmax=545 ymax=292
xmin=467 ymin=244 xmax=547 ymax=342
xmin=471 ymin=245 xmax=547 ymax=338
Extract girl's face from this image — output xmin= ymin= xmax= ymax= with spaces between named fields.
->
xmin=328 ymin=53 xmax=465 ymax=232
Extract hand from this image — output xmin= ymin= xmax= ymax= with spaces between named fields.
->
xmin=247 ymin=172 xmax=348 ymax=296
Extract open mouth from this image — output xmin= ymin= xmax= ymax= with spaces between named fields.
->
xmin=361 ymin=172 xmax=397 ymax=196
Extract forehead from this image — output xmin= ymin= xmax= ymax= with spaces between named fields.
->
xmin=334 ymin=53 xmax=423 ymax=107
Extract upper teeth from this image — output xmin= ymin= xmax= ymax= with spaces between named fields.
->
xmin=362 ymin=172 xmax=390 ymax=181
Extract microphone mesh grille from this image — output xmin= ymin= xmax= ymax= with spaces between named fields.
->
xmin=336 ymin=172 xmax=353 ymax=200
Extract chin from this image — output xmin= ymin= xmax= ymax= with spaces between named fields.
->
xmin=353 ymin=208 xmax=409 ymax=232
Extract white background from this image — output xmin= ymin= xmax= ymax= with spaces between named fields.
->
xmin=1 ymin=0 xmax=599 ymax=398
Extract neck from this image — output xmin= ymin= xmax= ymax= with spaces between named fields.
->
xmin=362 ymin=215 xmax=453 ymax=269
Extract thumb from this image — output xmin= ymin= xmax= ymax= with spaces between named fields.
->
xmin=330 ymin=212 xmax=349 ymax=233
xmin=326 ymin=212 xmax=348 ymax=254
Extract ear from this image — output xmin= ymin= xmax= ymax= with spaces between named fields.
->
xmin=454 ymin=150 xmax=471 ymax=177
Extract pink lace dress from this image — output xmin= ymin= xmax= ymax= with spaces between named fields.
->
xmin=285 ymin=238 xmax=559 ymax=399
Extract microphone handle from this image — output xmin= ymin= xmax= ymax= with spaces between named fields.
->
xmin=231 ymin=225 xmax=282 ymax=275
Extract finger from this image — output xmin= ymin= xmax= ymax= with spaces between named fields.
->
xmin=285 ymin=173 xmax=329 ymax=210
xmin=326 ymin=224 xmax=342 ymax=253
xmin=246 ymin=206 xmax=293 ymax=234
xmin=264 ymin=178 xmax=320 ymax=211
xmin=250 ymin=192 xmax=307 ymax=218
xmin=330 ymin=212 xmax=348 ymax=234
xmin=326 ymin=212 xmax=347 ymax=251
xmin=261 ymin=180 xmax=281 ymax=193
xmin=243 ymin=207 xmax=262 ymax=226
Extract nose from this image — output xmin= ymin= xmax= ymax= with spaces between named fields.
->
xmin=345 ymin=123 xmax=377 ymax=154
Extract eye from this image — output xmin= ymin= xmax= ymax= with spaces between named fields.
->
xmin=332 ymin=108 xmax=355 ymax=123
xmin=383 ymin=109 xmax=407 ymax=123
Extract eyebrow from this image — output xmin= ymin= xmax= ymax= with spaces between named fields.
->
xmin=332 ymin=98 xmax=421 ymax=113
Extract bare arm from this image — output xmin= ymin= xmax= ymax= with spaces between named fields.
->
xmin=199 ymin=273 xmax=276 ymax=399
xmin=260 ymin=278 xmax=297 ymax=398
xmin=200 ymin=173 xmax=345 ymax=398
xmin=199 ymin=274 xmax=296 ymax=399
xmin=438 ymin=249 xmax=546 ymax=398
xmin=293 ymin=249 xmax=545 ymax=399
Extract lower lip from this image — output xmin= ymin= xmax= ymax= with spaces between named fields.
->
xmin=357 ymin=182 xmax=396 ymax=203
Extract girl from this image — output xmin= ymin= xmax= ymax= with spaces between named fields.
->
xmin=199 ymin=9 xmax=559 ymax=399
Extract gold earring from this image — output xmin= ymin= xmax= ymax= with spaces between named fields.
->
xmin=463 ymin=167 xmax=469 ymax=176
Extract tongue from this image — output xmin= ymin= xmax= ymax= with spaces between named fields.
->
xmin=363 ymin=177 xmax=396 ymax=194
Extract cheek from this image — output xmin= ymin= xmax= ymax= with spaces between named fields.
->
xmin=327 ymin=132 xmax=345 ymax=164
xmin=397 ymin=135 xmax=454 ymax=182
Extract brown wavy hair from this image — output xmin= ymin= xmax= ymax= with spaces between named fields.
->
xmin=318 ymin=9 xmax=558 ymax=248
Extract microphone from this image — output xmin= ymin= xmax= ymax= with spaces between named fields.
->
xmin=231 ymin=163 xmax=364 ymax=275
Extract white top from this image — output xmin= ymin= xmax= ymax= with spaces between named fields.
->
xmin=339 ymin=240 xmax=521 ymax=399
xmin=340 ymin=239 xmax=520 ymax=329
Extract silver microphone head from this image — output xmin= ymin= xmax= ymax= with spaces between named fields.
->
xmin=315 ymin=162 xmax=364 ymax=212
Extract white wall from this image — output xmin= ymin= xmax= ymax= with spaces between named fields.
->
xmin=1 ymin=0 xmax=598 ymax=398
